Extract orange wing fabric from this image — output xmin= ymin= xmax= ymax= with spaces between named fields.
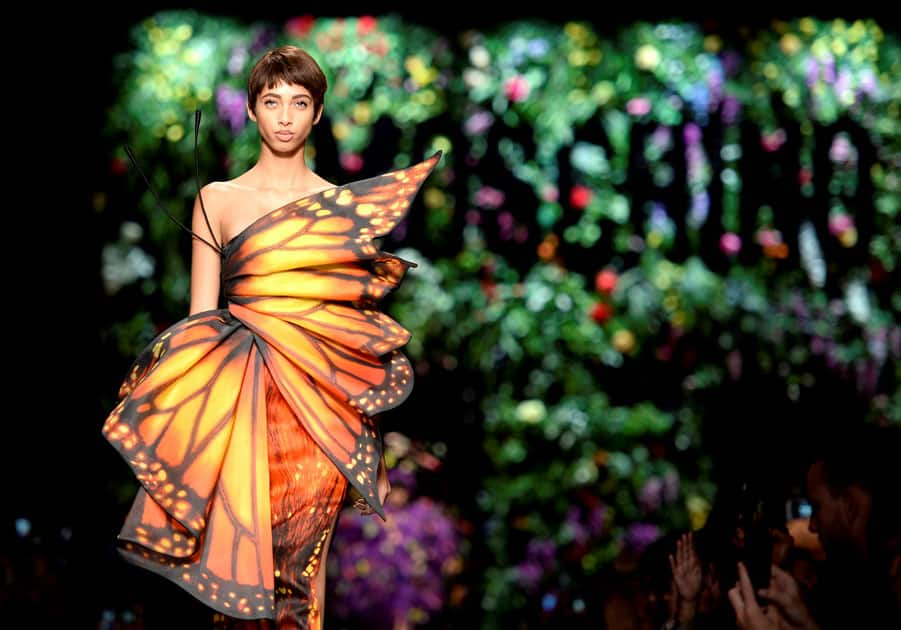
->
xmin=103 ymin=152 xmax=441 ymax=620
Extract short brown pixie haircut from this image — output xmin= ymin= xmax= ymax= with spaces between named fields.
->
xmin=247 ymin=46 xmax=327 ymax=114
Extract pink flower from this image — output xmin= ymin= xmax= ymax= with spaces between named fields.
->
xmin=626 ymin=97 xmax=652 ymax=116
xmin=719 ymin=232 xmax=742 ymax=256
xmin=504 ymin=75 xmax=531 ymax=102
xmin=828 ymin=214 xmax=854 ymax=236
xmin=761 ymin=128 xmax=786 ymax=152
xmin=474 ymin=186 xmax=505 ymax=209
xmin=829 ymin=135 xmax=854 ymax=164
xmin=756 ymin=229 xmax=782 ymax=248
xmin=340 ymin=152 xmax=364 ymax=173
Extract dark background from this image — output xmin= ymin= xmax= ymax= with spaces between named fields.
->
xmin=6 ymin=2 xmax=893 ymax=627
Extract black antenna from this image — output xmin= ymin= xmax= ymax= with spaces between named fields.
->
xmin=121 ymin=111 xmax=223 ymax=255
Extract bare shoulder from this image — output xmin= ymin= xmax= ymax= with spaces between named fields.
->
xmin=310 ymin=172 xmax=335 ymax=189
xmin=312 ymin=173 xmax=337 ymax=193
xmin=195 ymin=181 xmax=243 ymax=218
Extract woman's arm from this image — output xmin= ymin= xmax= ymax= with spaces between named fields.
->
xmin=189 ymin=187 xmax=222 ymax=315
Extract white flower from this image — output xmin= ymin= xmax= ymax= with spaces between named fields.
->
xmin=799 ymin=221 xmax=825 ymax=287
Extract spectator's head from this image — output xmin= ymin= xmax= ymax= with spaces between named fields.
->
xmin=805 ymin=423 xmax=901 ymax=563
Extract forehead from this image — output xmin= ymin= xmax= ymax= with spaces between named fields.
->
xmin=261 ymin=81 xmax=312 ymax=98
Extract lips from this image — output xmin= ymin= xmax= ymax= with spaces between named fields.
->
xmin=275 ymin=131 xmax=294 ymax=140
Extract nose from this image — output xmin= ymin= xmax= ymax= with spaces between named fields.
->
xmin=279 ymin=106 xmax=292 ymax=126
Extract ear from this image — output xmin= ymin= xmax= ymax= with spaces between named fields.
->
xmin=246 ymin=101 xmax=257 ymax=123
xmin=313 ymin=104 xmax=323 ymax=126
xmin=841 ymin=485 xmax=872 ymax=530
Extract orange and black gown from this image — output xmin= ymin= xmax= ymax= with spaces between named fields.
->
xmin=102 ymin=153 xmax=441 ymax=627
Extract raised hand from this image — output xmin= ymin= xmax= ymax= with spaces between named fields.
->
xmin=728 ymin=561 xmax=781 ymax=630
xmin=758 ymin=565 xmax=819 ymax=630
xmin=669 ymin=532 xmax=703 ymax=604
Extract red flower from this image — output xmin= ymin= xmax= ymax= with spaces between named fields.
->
xmin=480 ymin=279 xmax=497 ymax=300
xmin=870 ymin=259 xmax=887 ymax=284
xmin=286 ymin=15 xmax=315 ymax=37
xmin=570 ymin=185 xmax=593 ymax=210
xmin=357 ymin=15 xmax=377 ymax=35
xmin=110 ymin=157 xmax=128 ymax=175
xmin=594 ymin=269 xmax=618 ymax=294
xmin=590 ymin=302 xmax=613 ymax=324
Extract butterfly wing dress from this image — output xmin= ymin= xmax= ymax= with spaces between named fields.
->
xmin=103 ymin=153 xmax=441 ymax=626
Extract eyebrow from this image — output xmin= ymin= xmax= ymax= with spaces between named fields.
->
xmin=261 ymin=92 xmax=312 ymax=100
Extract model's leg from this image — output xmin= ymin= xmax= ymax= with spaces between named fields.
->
xmin=265 ymin=377 xmax=348 ymax=629
xmin=211 ymin=374 xmax=348 ymax=630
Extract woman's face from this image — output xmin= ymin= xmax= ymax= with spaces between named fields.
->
xmin=247 ymin=81 xmax=321 ymax=153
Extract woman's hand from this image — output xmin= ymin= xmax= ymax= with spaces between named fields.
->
xmin=670 ymin=532 xmax=703 ymax=604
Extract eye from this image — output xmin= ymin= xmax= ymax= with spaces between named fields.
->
xmin=263 ymin=99 xmax=277 ymax=107
xmin=295 ymin=100 xmax=309 ymax=109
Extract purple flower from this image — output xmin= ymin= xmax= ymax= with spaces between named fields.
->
xmin=328 ymin=497 xmax=460 ymax=624
xmin=835 ymin=68 xmax=852 ymax=99
xmin=722 ymin=95 xmax=741 ymax=125
xmin=859 ymin=69 xmax=878 ymax=97
xmin=464 ymin=110 xmax=494 ymax=136
xmin=526 ymin=538 xmax=557 ymax=568
xmin=805 ymin=56 xmax=819 ymax=87
xmin=639 ymin=477 xmax=664 ymax=513
xmin=227 ymin=46 xmax=248 ymax=76
xmin=515 ymin=561 xmax=543 ymax=591
xmin=822 ymin=54 xmax=836 ymax=84
xmin=811 ymin=336 xmax=827 ymax=355
xmin=498 ymin=211 xmax=516 ymax=241
xmin=683 ymin=122 xmax=701 ymax=146
xmin=663 ymin=469 xmax=680 ymax=504
xmin=216 ymin=85 xmax=246 ymax=134
xmin=388 ymin=465 xmax=417 ymax=493
xmin=720 ymin=51 xmax=741 ymax=77
xmin=625 ymin=523 xmax=661 ymax=553
xmin=474 ymin=186 xmax=505 ymax=209
xmin=707 ymin=67 xmax=723 ymax=107
xmin=689 ymin=191 xmax=709 ymax=228
xmin=565 ymin=506 xmax=590 ymax=545
xmin=650 ymin=204 xmax=670 ymax=233
xmin=250 ymin=27 xmax=276 ymax=55
xmin=652 ymin=125 xmax=672 ymax=150
xmin=588 ymin=503 xmax=607 ymax=537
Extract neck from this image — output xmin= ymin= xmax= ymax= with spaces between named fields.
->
xmin=250 ymin=142 xmax=312 ymax=190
